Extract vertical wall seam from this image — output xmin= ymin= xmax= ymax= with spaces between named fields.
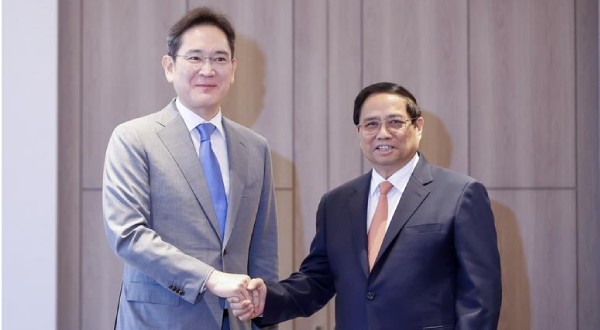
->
xmin=466 ymin=0 xmax=471 ymax=176
xmin=325 ymin=0 xmax=332 ymax=325
xmin=360 ymin=0 xmax=364 ymax=174
xmin=291 ymin=2 xmax=297 ymax=328
xmin=326 ymin=0 xmax=331 ymax=193
xmin=78 ymin=0 xmax=84 ymax=328
xmin=573 ymin=0 xmax=579 ymax=329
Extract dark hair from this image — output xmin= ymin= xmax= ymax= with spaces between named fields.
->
xmin=167 ymin=7 xmax=236 ymax=59
xmin=353 ymin=82 xmax=421 ymax=125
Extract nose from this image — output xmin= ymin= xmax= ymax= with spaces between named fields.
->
xmin=198 ymin=61 xmax=215 ymax=76
xmin=376 ymin=124 xmax=392 ymax=138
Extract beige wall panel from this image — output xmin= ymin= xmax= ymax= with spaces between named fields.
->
xmin=329 ymin=0 xmax=363 ymax=189
xmin=470 ymin=0 xmax=575 ymax=188
xmin=81 ymin=191 xmax=124 ymax=330
xmin=490 ymin=190 xmax=576 ymax=330
xmin=191 ymin=0 xmax=294 ymax=189
xmin=275 ymin=189 xmax=294 ymax=330
xmin=576 ymin=0 xmax=600 ymax=328
xmin=276 ymin=189 xmax=294 ymax=279
xmin=327 ymin=1 xmax=363 ymax=327
xmin=58 ymin=0 xmax=82 ymax=328
xmin=362 ymin=0 xmax=469 ymax=173
xmin=292 ymin=1 xmax=331 ymax=329
xmin=82 ymin=1 xmax=186 ymax=188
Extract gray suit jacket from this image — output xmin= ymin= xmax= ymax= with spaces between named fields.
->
xmin=103 ymin=101 xmax=278 ymax=330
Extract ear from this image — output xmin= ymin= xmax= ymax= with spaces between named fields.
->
xmin=358 ymin=126 xmax=363 ymax=148
xmin=161 ymin=55 xmax=175 ymax=83
xmin=230 ymin=58 xmax=237 ymax=84
xmin=415 ymin=116 xmax=425 ymax=140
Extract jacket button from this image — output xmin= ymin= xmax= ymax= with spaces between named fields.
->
xmin=366 ymin=292 xmax=375 ymax=300
xmin=223 ymin=249 xmax=228 ymax=255
xmin=169 ymin=285 xmax=175 ymax=290
xmin=178 ymin=290 xmax=185 ymax=296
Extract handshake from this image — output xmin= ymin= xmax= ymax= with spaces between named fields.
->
xmin=205 ymin=270 xmax=267 ymax=321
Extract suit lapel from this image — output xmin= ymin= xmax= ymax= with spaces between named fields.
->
xmin=373 ymin=157 xmax=433 ymax=268
xmin=155 ymin=102 xmax=221 ymax=238
xmin=222 ymin=118 xmax=248 ymax=248
xmin=349 ymin=173 xmax=372 ymax=278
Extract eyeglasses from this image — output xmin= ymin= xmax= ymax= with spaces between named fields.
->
xmin=357 ymin=118 xmax=415 ymax=135
xmin=173 ymin=54 xmax=233 ymax=67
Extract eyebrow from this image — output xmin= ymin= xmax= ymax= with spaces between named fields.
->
xmin=362 ymin=114 xmax=406 ymax=121
xmin=184 ymin=49 xmax=231 ymax=56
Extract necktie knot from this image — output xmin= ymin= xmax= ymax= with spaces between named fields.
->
xmin=379 ymin=181 xmax=393 ymax=195
xmin=197 ymin=123 xmax=217 ymax=142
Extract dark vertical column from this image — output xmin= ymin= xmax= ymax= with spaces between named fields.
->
xmin=576 ymin=0 xmax=600 ymax=329
xmin=58 ymin=0 xmax=82 ymax=328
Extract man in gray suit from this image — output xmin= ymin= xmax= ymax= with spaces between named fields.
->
xmin=102 ymin=7 xmax=278 ymax=330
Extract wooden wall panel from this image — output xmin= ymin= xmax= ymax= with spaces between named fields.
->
xmin=191 ymin=0 xmax=294 ymax=189
xmin=491 ymin=190 xmax=576 ymax=330
xmin=329 ymin=0 xmax=363 ymax=189
xmin=327 ymin=1 xmax=363 ymax=327
xmin=362 ymin=0 xmax=469 ymax=173
xmin=292 ymin=1 xmax=331 ymax=329
xmin=469 ymin=0 xmax=576 ymax=188
xmin=58 ymin=0 xmax=82 ymax=328
xmin=58 ymin=1 xmax=600 ymax=330
xmin=275 ymin=189 xmax=294 ymax=330
xmin=575 ymin=0 xmax=600 ymax=328
xmin=81 ymin=192 xmax=124 ymax=330
xmin=81 ymin=1 xmax=186 ymax=188
xmin=275 ymin=189 xmax=294 ymax=278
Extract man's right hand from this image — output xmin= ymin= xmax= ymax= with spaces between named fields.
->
xmin=228 ymin=278 xmax=266 ymax=321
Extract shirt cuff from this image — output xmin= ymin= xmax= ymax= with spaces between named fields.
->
xmin=200 ymin=268 xmax=216 ymax=293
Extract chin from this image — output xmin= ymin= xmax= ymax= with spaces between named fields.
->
xmin=190 ymin=98 xmax=217 ymax=109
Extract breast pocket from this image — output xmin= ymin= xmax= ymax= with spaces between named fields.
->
xmin=405 ymin=223 xmax=442 ymax=233
xmin=422 ymin=325 xmax=453 ymax=330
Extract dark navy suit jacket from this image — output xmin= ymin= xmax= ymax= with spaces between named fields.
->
xmin=260 ymin=156 xmax=501 ymax=330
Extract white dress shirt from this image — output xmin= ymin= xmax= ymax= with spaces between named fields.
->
xmin=366 ymin=153 xmax=420 ymax=232
xmin=176 ymin=98 xmax=230 ymax=198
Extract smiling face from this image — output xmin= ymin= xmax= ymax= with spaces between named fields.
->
xmin=358 ymin=92 xmax=424 ymax=179
xmin=161 ymin=24 xmax=236 ymax=119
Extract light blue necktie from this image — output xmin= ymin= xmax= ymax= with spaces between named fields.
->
xmin=197 ymin=123 xmax=227 ymax=238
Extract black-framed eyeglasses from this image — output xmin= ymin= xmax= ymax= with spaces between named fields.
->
xmin=173 ymin=54 xmax=233 ymax=67
xmin=357 ymin=118 xmax=416 ymax=135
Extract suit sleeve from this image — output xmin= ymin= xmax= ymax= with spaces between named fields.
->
xmin=454 ymin=180 xmax=502 ymax=330
xmin=102 ymin=124 xmax=213 ymax=305
xmin=259 ymin=195 xmax=336 ymax=326
xmin=247 ymin=142 xmax=279 ymax=282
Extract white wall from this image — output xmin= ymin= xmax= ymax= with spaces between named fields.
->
xmin=3 ymin=0 xmax=58 ymax=329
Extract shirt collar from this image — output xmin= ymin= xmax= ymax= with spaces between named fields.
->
xmin=369 ymin=153 xmax=420 ymax=196
xmin=175 ymin=98 xmax=226 ymax=139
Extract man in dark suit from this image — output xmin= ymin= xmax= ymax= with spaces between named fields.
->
xmin=103 ymin=7 xmax=277 ymax=330
xmin=231 ymin=82 xmax=502 ymax=330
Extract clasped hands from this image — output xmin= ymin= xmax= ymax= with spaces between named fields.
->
xmin=205 ymin=270 xmax=266 ymax=321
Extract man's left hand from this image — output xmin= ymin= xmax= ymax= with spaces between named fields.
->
xmin=228 ymin=278 xmax=266 ymax=321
